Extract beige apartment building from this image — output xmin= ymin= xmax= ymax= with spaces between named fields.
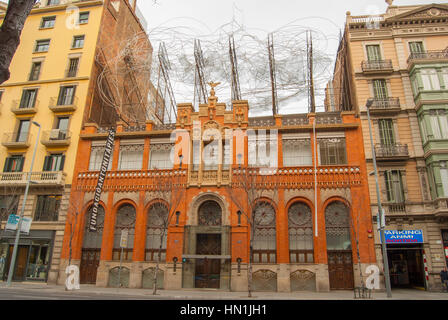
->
xmin=327 ymin=2 xmax=448 ymax=291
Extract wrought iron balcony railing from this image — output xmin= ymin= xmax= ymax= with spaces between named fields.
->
xmin=375 ymin=143 xmax=409 ymax=159
xmin=369 ymin=97 xmax=401 ymax=110
xmin=407 ymin=50 xmax=448 ymax=65
xmin=361 ymin=59 xmax=393 ymax=72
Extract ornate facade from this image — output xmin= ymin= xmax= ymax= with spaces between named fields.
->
xmin=59 ymin=89 xmax=376 ymax=292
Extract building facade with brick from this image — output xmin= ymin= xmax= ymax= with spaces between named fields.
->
xmin=59 ymin=87 xmax=377 ymax=292
xmin=327 ymin=2 xmax=448 ymax=291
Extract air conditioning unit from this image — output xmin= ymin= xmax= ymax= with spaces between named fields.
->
xmin=49 ymin=129 xmax=60 ymax=140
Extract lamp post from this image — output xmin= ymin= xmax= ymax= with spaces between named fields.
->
xmin=365 ymin=100 xmax=392 ymax=298
xmin=7 ymin=121 xmax=41 ymax=287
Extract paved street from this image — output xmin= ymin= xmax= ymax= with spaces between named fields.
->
xmin=0 ymin=282 xmax=447 ymax=300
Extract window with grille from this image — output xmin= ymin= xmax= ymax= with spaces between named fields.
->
xmin=252 ymin=201 xmax=276 ymax=264
xmin=325 ymin=201 xmax=351 ymax=250
xmin=43 ymin=154 xmax=65 ymax=172
xmin=3 ymin=155 xmax=24 ymax=172
xmin=19 ymin=89 xmax=38 ymax=109
xmin=35 ymin=40 xmax=50 ymax=53
xmin=72 ymin=35 xmax=85 ymax=49
xmin=282 ymin=139 xmax=312 ymax=167
xmin=66 ymin=58 xmax=79 ymax=77
xmin=318 ymin=138 xmax=347 ymax=165
xmin=366 ymin=45 xmax=382 ymax=61
xmin=149 ymin=144 xmax=173 ymax=169
xmin=288 ymin=203 xmax=314 ymax=263
xmin=88 ymin=146 xmax=112 ymax=171
xmin=373 ymin=79 xmax=388 ymax=99
xmin=0 ymin=196 xmax=19 ymax=221
xmin=40 ymin=16 xmax=55 ymax=29
xmin=378 ymin=119 xmax=395 ymax=145
xmin=83 ymin=205 xmax=105 ymax=249
xmin=118 ymin=145 xmax=143 ymax=170
xmin=421 ymin=69 xmax=441 ymax=90
xmin=145 ymin=203 xmax=168 ymax=262
xmin=384 ymin=170 xmax=405 ymax=203
xmin=57 ymin=86 xmax=76 ymax=105
xmin=34 ymin=195 xmax=61 ymax=221
xmin=29 ymin=62 xmax=42 ymax=81
xmin=113 ymin=204 xmax=136 ymax=261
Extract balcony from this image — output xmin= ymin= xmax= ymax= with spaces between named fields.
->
xmin=0 ymin=171 xmax=66 ymax=187
xmin=434 ymin=198 xmax=448 ymax=217
xmin=2 ymin=132 xmax=31 ymax=149
xmin=361 ymin=60 xmax=393 ymax=74
xmin=407 ymin=50 xmax=448 ymax=69
xmin=375 ymin=143 xmax=409 ymax=160
xmin=11 ymin=100 xmax=38 ymax=115
xmin=48 ymin=96 xmax=78 ymax=113
xmin=368 ymin=98 xmax=401 ymax=114
xmin=41 ymin=130 xmax=72 ymax=147
xmin=384 ymin=202 xmax=406 ymax=214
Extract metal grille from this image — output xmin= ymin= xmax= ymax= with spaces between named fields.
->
xmin=108 ymin=267 xmax=130 ymax=288
xmin=142 ymin=267 xmax=164 ymax=289
xmin=325 ymin=201 xmax=351 ymax=250
xmin=146 ymin=203 xmax=168 ymax=262
xmin=288 ymin=203 xmax=314 ymax=263
xmin=290 ymin=270 xmax=316 ymax=292
xmin=252 ymin=269 xmax=277 ymax=292
xmin=83 ymin=205 xmax=105 ymax=249
xmin=198 ymin=201 xmax=222 ymax=226
xmin=113 ymin=204 xmax=136 ymax=260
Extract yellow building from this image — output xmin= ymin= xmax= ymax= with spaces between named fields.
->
xmin=0 ymin=0 xmax=151 ymax=284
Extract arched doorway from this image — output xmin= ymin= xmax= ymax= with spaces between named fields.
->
xmin=195 ymin=200 xmax=222 ymax=289
xmin=325 ymin=201 xmax=354 ymax=290
xmin=112 ymin=204 xmax=136 ymax=261
xmin=80 ymin=205 xmax=105 ymax=284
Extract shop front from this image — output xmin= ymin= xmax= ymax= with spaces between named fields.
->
xmin=0 ymin=230 xmax=55 ymax=282
xmin=384 ymin=230 xmax=426 ymax=289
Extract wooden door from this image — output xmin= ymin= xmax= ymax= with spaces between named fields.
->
xmin=6 ymin=245 xmax=29 ymax=281
xmin=195 ymin=234 xmax=221 ymax=289
xmin=328 ymin=250 xmax=354 ymax=290
xmin=80 ymin=249 xmax=101 ymax=284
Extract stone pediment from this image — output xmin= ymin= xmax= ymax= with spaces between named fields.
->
xmin=203 ymin=120 xmax=220 ymax=131
xmin=386 ymin=4 xmax=448 ymax=22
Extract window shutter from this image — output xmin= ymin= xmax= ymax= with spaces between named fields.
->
xmin=43 ymin=156 xmax=51 ymax=171
xmin=17 ymin=157 xmax=25 ymax=172
xmin=59 ymin=155 xmax=65 ymax=171
xmin=3 ymin=158 xmax=11 ymax=172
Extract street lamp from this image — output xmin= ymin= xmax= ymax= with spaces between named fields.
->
xmin=6 ymin=121 xmax=41 ymax=287
xmin=365 ymin=99 xmax=392 ymax=298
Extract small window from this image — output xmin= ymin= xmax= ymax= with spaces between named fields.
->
xmin=79 ymin=12 xmax=90 ymax=24
xmin=43 ymin=154 xmax=65 ymax=172
xmin=35 ymin=39 xmax=50 ymax=53
xmin=29 ymin=62 xmax=42 ymax=81
xmin=409 ymin=41 xmax=425 ymax=54
xmin=366 ymin=44 xmax=382 ymax=61
xmin=0 ymin=90 xmax=3 ymax=102
xmin=40 ymin=16 xmax=55 ymax=29
xmin=72 ymin=35 xmax=85 ymax=49
xmin=66 ymin=58 xmax=79 ymax=77
xmin=16 ymin=120 xmax=31 ymax=143
xmin=318 ymin=138 xmax=347 ymax=165
xmin=34 ymin=195 xmax=61 ymax=222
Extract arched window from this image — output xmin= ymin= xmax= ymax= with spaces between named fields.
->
xmin=82 ymin=205 xmax=105 ymax=249
xmin=198 ymin=201 xmax=222 ymax=226
xmin=252 ymin=201 xmax=276 ymax=263
xmin=288 ymin=203 xmax=313 ymax=263
xmin=113 ymin=204 xmax=136 ymax=261
xmin=325 ymin=201 xmax=351 ymax=250
xmin=145 ymin=202 xmax=168 ymax=262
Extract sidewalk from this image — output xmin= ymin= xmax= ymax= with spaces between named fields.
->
xmin=1 ymin=281 xmax=448 ymax=300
